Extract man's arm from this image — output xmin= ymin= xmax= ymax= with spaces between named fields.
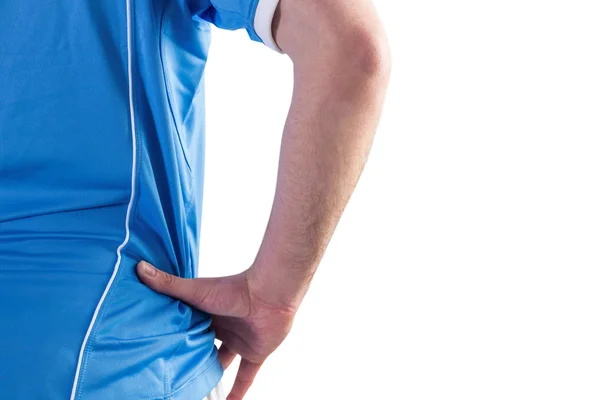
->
xmin=248 ymin=0 xmax=391 ymax=312
xmin=137 ymin=1 xmax=390 ymax=398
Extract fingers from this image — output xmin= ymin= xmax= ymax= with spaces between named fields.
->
xmin=218 ymin=344 xmax=237 ymax=370
xmin=227 ymin=359 xmax=263 ymax=400
xmin=136 ymin=261 xmax=218 ymax=314
xmin=136 ymin=261 xmax=250 ymax=317
xmin=137 ymin=260 xmax=202 ymax=306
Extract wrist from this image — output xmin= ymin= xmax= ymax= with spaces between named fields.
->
xmin=246 ymin=256 xmax=313 ymax=315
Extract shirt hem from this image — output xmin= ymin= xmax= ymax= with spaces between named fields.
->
xmin=168 ymin=355 xmax=224 ymax=400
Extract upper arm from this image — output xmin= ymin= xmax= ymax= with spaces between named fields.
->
xmin=188 ymin=0 xmax=390 ymax=77
xmin=187 ymin=0 xmax=283 ymax=53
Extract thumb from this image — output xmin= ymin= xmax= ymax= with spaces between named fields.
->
xmin=136 ymin=261 xmax=251 ymax=318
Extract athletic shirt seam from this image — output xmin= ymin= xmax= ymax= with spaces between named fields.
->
xmin=160 ymin=0 xmax=194 ymax=175
xmin=73 ymin=0 xmax=144 ymax=398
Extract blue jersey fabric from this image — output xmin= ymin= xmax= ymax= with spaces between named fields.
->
xmin=0 ymin=0 xmax=280 ymax=399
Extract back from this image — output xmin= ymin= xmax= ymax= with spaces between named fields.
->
xmin=0 ymin=0 xmax=279 ymax=397
xmin=0 ymin=0 xmax=220 ymax=398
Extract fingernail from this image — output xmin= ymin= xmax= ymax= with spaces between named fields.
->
xmin=140 ymin=261 xmax=157 ymax=277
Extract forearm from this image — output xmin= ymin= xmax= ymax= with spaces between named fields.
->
xmin=248 ymin=0 xmax=391 ymax=311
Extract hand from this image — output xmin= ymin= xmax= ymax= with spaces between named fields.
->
xmin=136 ymin=261 xmax=296 ymax=400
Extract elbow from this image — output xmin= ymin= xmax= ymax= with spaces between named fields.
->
xmin=342 ymin=27 xmax=392 ymax=82
xmin=280 ymin=1 xmax=392 ymax=87
xmin=278 ymin=0 xmax=391 ymax=82
xmin=304 ymin=19 xmax=391 ymax=90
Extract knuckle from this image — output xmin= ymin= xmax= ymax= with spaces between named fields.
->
xmin=161 ymin=271 xmax=175 ymax=287
xmin=192 ymin=285 xmax=211 ymax=308
xmin=239 ymin=376 xmax=254 ymax=386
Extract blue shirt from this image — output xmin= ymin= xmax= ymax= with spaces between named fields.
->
xmin=0 ymin=0 xmax=281 ymax=399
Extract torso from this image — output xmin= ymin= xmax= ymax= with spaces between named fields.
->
xmin=0 ymin=1 xmax=221 ymax=398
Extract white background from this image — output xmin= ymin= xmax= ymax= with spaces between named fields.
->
xmin=199 ymin=1 xmax=600 ymax=399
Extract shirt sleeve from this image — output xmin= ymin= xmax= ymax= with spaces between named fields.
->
xmin=187 ymin=0 xmax=283 ymax=53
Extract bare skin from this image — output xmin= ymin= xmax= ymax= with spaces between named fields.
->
xmin=136 ymin=0 xmax=391 ymax=398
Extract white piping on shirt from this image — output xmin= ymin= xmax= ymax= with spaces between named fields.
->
xmin=69 ymin=0 xmax=138 ymax=398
